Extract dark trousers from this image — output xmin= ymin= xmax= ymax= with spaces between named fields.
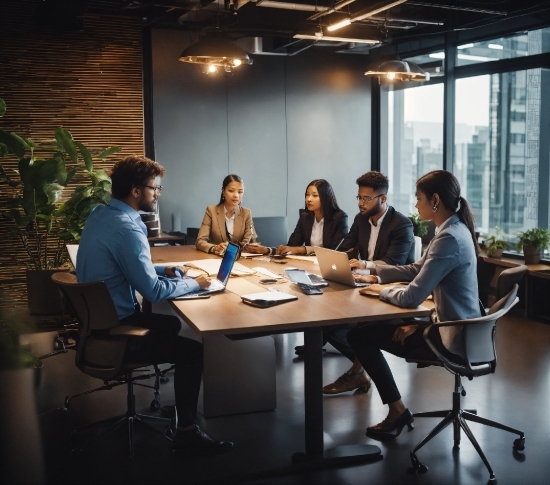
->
xmin=348 ymin=321 xmax=461 ymax=404
xmin=324 ymin=327 xmax=355 ymax=362
xmin=120 ymin=311 xmax=203 ymax=427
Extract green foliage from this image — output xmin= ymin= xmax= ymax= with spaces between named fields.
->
xmin=0 ymin=98 xmax=120 ymax=268
xmin=0 ymin=308 xmax=39 ymax=370
xmin=515 ymin=227 xmax=550 ymax=252
xmin=485 ymin=226 xmax=508 ymax=256
xmin=409 ymin=213 xmax=428 ymax=237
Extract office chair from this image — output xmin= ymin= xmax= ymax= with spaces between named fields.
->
xmin=51 ymin=272 xmax=175 ymax=457
xmin=406 ymin=285 xmax=525 ymax=483
xmin=478 ymin=257 xmax=527 ymax=311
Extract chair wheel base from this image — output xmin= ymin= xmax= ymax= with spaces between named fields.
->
xmin=488 ymin=474 xmax=497 ymax=483
xmin=410 ymin=453 xmax=428 ymax=474
xmin=513 ymin=437 xmax=525 ymax=451
xmin=150 ymin=399 xmax=160 ymax=411
xmin=160 ymin=376 xmax=169 ymax=383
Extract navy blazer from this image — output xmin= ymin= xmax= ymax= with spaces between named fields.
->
xmin=287 ymin=209 xmax=348 ymax=250
xmin=338 ymin=206 xmax=414 ymax=265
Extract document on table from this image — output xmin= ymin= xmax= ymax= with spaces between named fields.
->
xmin=285 ymin=255 xmax=318 ymax=264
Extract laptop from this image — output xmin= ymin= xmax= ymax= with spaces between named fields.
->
xmin=314 ymin=246 xmax=369 ymax=287
xmin=175 ymin=242 xmax=239 ymax=298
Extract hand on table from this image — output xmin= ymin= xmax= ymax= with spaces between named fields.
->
xmin=245 ymin=243 xmax=269 ymax=254
xmin=275 ymin=245 xmax=305 ymax=256
xmin=353 ymin=274 xmax=378 ymax=285
xmin=212 ymin=242 xmax=228 ymax=255
xmin=349 ymin=258 xmax=366 ymax=270
xmin=195 ymin=275 xmax=211 ymax=289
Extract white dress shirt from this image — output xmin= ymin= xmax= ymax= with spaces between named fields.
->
xmin=224 ymin=206 xmax=236 ymax=239
xmin=310 ymin=217 xmax=324 ymax=248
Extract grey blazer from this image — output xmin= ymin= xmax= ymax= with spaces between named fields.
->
xmin=376 ymin=214 xmax=480 ymax=356
xmin=195 ymin=204 xmax=253 ymax=253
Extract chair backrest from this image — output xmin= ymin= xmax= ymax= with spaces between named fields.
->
xmin=51 ymin=272 xmax=126 ymax=380
xmin=251 ymin=216 xmax=287 ymax=247
xmin=426 ymin=285 xmax=519 ymax=377
xmin=495 ymin=265 xmax=527 ymax=301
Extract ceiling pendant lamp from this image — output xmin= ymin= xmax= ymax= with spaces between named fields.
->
xmin=365 ymin=59 xmax=429 ymax=82
xmin=178 ymin=35 xmax=253 ymax=76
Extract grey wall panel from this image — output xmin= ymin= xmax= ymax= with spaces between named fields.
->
xmin=152 ymin=29 xmax=371 ymax=237
xmin=285 ymin=50 xmax=371 ymax=234
xmin=226 ymin=56 xmax=288 ymax=218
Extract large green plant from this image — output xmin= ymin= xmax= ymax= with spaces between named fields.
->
xmin=409 ymin=213 xmax=428 ymax=238
xmin=0 ymin=98 xmax=120 ymax=268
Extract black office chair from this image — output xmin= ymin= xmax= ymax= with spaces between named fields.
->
xmin=51 ymin=272 xmax=175 ymax=457
xmin=251 ymin=216 xmax=287 ymax=247
xmin=186 ymin=227 xmax=199 ymax=245
xmin=406 ymin=285 xmax=525 ymax=483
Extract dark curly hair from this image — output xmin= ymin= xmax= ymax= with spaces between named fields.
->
xmin=356 ymin=171 xmax=389 ymax=193
xmin=110 ymin=156 xmax=166 ymax=199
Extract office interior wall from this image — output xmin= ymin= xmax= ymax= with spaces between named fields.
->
xmin=152 ymin=29 xmax=371 ymax=239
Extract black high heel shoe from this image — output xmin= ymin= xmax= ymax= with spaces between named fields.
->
xmin=366 ymin=409 xmax=414 ymax=440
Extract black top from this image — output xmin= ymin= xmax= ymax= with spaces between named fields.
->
xmin=287 ymin=209 xmax=349 ymax=250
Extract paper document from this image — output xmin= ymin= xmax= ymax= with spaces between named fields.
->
xmin=285 ymin=255 xmax=318 ymax=264
xmin=241 ymin=291 xmax=298 ymax=307
xmin=240 ymin=252 xmax=264 ymax=258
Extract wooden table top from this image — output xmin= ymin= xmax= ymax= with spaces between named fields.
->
xmin=150 ymin=246 xmax=431 ymax=337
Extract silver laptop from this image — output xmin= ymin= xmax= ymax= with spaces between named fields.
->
xmin=314 ymin=246 xmax=369 ymax=287
xmin=175 ymin=242 xmax=239 ymax=298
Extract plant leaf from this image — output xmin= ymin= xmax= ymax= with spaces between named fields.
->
xmin=0 ymin=98 xmax=6 ymax=116
xmin=0 ymin=129 xmax=28 ymax=159
xmin=55 ymin=127 xmax=78 ymax=163
xmin=97 ymin=146 xmax=121 ymax=160
xmin=76 ymin=141 xmax=93 ymax=172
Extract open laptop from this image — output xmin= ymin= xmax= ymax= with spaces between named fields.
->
xmin=314 ymin=246 xmax=369 ymax=287
xmin=175 ymin=242 xmax=239 ymax=298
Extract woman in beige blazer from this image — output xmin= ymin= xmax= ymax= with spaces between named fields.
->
xmin=196 ymin=174 xmax=254 ymax=254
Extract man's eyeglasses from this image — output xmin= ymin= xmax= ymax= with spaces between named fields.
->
xmin=356 ymin=194 xmax=383 ymax=204
xmin=143 ymin=185 xmax=163 ymax=193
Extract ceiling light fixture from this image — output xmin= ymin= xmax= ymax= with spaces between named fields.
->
xmin=365 ymin=59 xmax=428 ymax=82
xmin=327 ymin=0 xmax=408 ymax=31
xmin=294 ymin=33 xmax=379 ymax=44
xmin=327 ymin=18 xmax=351 ymax=32
xmin=179 ymin=35 xmax=253 ymax=76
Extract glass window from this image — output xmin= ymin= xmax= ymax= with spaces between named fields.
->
xmin=454 ymin=68 xmax=549 ymax=251
xmin=455 ymin=27 xmax=550 ymax=66
xmin=381 ymin=83 xmax=444 ymax=217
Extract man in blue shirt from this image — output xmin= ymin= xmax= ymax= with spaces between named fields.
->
xmin=77 ymin=155 xmax=233 ymax=454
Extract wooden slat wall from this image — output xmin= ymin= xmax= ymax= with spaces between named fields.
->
xmin=0 ymin=0 xmax=144 ymax=308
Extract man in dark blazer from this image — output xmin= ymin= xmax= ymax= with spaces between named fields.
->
xmin=320 ymin=171 xmax=415 ymax=395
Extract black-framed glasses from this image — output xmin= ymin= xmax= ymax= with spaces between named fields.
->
xmin=356 ymin=194 xmax=383 ymax=204
xmin=143 ymin=185 xmax=163 ymax=193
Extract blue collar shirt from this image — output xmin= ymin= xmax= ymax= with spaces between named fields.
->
xmin=76 ymin=198 xmax=199 ymax=319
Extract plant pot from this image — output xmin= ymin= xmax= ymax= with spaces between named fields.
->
xmin=26 ymin=269 xmax=69 ymax=316
xmin=486 ymin=248 xmax=503 ymax=259
xmin=522 ymin=245 xmax=540 ymax=265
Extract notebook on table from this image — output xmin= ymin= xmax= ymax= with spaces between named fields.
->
xmin=314 ymin=246 xmax=369 ymax=287
xmin=174 ymin=242 xmax=239 ymax=298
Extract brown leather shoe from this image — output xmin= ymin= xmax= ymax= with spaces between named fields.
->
xmin=322 ymin=371 xmax=371 ymax=394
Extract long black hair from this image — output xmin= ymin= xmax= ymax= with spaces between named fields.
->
xmin=219 ymin=174 xmax=244 ymax=205
xmin=304 ymin=179 xmax=341 ymax=220
xmin=416 ymin=170 xmax=480 ymax=255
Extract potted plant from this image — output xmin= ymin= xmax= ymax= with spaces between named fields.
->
xmin=409 ymin=213 xmax=428 ymax=238
xmin=485 ymin=226 xmax=508 ymax=259
xmin=0 ymin=98 xmax=119 ymax=312
xmin=515 ymin=227 xmax=550 ymax=265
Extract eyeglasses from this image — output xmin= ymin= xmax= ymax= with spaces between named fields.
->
xmin=356 ymin=194 xmax=383 ymax=204
xmin=143 ymin=185 xmax=163 ymax=193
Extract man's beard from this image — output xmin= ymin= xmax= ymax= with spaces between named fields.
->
xmin=138 ymin=197 xmax=156 ymax=213
xmin=360 ymin=201 xmax=382 ymax=219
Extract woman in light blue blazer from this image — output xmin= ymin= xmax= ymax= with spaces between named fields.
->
xmin=348 ymin=170 xmax=481 ymax=440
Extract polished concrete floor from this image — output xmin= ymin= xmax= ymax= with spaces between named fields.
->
xmin=29 ymin=314 xmax=550 ymax=484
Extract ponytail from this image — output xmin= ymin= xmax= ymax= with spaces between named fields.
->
xmin=457 ymin=196 xmax=480 ymax=255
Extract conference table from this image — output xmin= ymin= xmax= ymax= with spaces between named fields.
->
xmin=150 ymin=245 xmax=431 ymax=467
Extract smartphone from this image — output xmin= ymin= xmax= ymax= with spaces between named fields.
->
xmin=260 ymin=278 xmax=278 ymax=284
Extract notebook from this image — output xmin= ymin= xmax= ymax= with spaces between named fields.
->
xmin=175 ymin=242 xmax=239 ymax=298
xmin=314 ymin=246 xmax=369 ymax=287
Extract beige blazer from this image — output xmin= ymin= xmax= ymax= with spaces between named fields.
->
xmin=195 ymin=204 xmax=254 ymax=253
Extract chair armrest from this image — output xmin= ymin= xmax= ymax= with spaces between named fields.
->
xmin=109 ymin=325 xmax=150 ymax=337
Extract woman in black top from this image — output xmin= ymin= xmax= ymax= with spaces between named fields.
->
xmin=247 ymin=179 xmax=348 ymax=256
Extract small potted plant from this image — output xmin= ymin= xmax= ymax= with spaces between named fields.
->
xmin=515 ymin=227 xmax=550 ymax=265
xmin=485 ymin=226 xmax=508 ymax=259
xmin=409 ymin=213 xmax=428 ymax=238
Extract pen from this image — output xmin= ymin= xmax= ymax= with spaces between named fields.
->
xmin=334 ymin=238 xmax=345 ymax=251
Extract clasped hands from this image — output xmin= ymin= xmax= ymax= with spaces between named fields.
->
xmin=244 ymin=244 xmax=308 ymax=256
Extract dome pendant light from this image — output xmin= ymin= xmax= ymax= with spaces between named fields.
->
xmin=365 ymin=59 xmax=428 ymax=83
xmin=179 ymin=35 xmax=253 ymax=76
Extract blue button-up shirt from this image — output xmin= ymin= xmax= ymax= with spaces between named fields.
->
xmin=77 ymin=198 xmax=199 ymax=319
